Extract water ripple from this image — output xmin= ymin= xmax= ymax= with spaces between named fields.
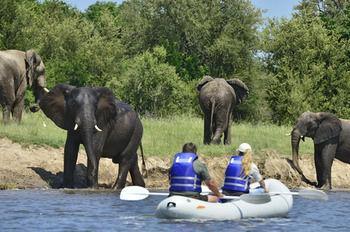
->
xmin=0 ymin=190 xmax=350 ymax=231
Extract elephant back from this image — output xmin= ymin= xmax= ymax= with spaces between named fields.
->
xmin=0 ymin=50 xmax=26 ymax=76
xmin=199 ymin=78 xmax=236 ymax=107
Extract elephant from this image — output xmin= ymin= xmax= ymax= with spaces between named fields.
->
xmin=0 ymin=49 xmax=48 ymax=123
xmin=291 ymin=111 xmax=350 ymax=190
xmin=39 ymin=84 xmax=146 ymax=189
xmin=197 ymin=76 xmax=249 ymax=145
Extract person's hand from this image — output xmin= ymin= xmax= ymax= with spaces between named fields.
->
xmin=264 ymin=187 xmax=269 ymax=193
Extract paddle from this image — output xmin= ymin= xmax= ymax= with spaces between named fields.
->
xmin=119 ymin=186 xmax=271 ymax=203
xmin=269 ymin=189 xmax=328 ymax=201
xmin=203 ymin=185 xmax=328 ymax=202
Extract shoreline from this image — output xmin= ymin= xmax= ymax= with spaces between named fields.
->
xmin=1 ymin=137 xmax=350 ymax=190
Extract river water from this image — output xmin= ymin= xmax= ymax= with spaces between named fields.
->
xmin=0 ymin=189 xmax=349 ymax=232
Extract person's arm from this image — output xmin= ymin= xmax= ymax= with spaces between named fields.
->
xmin=259 ymin=179 xmax=269 ymax=193
xmin=195 ymin=160 xmax=223 ymax=197
xmin=251 ymin=163 xmax=269 ymax=193
xmin=205 ymin=179 xmax=223 ymax=198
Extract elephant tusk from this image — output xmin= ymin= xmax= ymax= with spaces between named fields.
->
xmin=44 ymin=88 xmax=49 ymax=93
xmin=74 ymin=124 xmax=79 ymax=130
xmin=285 ymin=132 xmax=291 ymax=136
xmin=95 ymin=125 xmax=102 ymax=132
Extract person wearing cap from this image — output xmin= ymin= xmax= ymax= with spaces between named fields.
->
xmin=221 ymin=143 xmax=268 ymax=196
xmin=168 ymin=142 xmax=223 ymax=202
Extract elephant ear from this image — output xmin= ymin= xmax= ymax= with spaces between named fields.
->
xmin=95 ymin=87 xmax=117 ymax=127
xmin=39 ymin=84 xmax=75 ymax=130
xmin=197 ymin=75 xmax=214 ymax=91
xmin=226 ymin=78 xmax=249 ymax=104
xmin=25 ymin=49 xmax=42 ymax=87
xmin=314 ymin=113 xmax=342 ymax=144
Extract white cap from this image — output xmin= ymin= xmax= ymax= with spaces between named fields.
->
xmin=237 ymin=143 xmax=252 ymax=153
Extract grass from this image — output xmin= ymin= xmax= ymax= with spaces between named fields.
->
xmin=0 ymin=112 xmax=314 ymax=158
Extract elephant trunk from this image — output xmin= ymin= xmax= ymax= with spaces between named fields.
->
xmin=291 ymin=128 xmax=304 ymax=175
xmin=80 ymin=127 xmax=98 ymax=188
xmin=76 ymin=108 xmax=102 ymax=187
xmin=29 ymin=77 xmax=47 ymax=113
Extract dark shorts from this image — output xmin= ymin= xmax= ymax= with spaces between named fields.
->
xmin=169 ymin=193 xmax=208 ymax=201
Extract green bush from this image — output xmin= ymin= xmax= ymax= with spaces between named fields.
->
xmin=107 ymin=46 xmax=194 ymax=116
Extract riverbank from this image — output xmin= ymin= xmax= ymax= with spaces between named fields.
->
xmin=1 ymin=137 xmax=350 ymax=190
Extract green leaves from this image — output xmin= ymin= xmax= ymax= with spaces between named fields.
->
xmin=262 ymin=1 xmax=350 ymax=123
xmin=107 ymin=46 xmax=193 ymax=116
xmin=118 ymin=0 xmax=261 ymax=80
xmin=0 ymin=0 xmax=263 ymax=122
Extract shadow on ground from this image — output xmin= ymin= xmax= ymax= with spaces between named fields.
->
xmin=29 ymin=164 xmax=89 ymax=188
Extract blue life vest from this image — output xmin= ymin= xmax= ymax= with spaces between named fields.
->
xmin=169 ymin=152 xmax=202 ymax=192
xmin=222 ymin=155 xmax=250 ymax=193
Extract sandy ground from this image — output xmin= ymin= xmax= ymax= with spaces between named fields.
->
xmin=1 ymin=137 xmax=350 ymax=190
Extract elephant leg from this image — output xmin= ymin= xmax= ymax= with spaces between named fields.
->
xmin=315 ymin=138 xmax=337 ymax=190
xmin=212 ymin=124 xmax=223 ymax=144
xmin=0 ymin=83 xmax=15 ymax=124
xmin=224 ymin=109 xmax=232 ymax=145
xmin=203 ymin=114 xmax=211 ymax=144
xmin=212 ymin=107 xmax=229 ymax=144
xmin=12 ymin=97 xmax=24 ymax=123
xmin=224 ymin=114 xmax=232 ymax=145
xmin=63 ymin=136 xmax=80 ymax=188
xmin=87 ymin=156 xmax=100 ymax=188
xmin=129 ymin=157 xmax=145 ymax=187
xmin=113 ymin=159 xmax=131 ymax=190
xmin=2 ymin=105 xmax=12 ymax=124
xmin=314 ymin=146 xmax=323 ymax=187
xmin=1 ymin=96 xmax=14 ymax=124
xmin=113 ymin=152 xmax=134 ymax=190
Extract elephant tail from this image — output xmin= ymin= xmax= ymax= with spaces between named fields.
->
xmin=210 ymin=98 xmax=216 ymax=139
xmin=140 ymin=142 xmax=148 ymax=178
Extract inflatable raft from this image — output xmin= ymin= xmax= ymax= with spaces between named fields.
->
xmin=155 ymin=179 xmax=293 ymax=220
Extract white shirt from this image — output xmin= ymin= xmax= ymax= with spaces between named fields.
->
xmin=248 ymin=163 xmax=262 ymax=182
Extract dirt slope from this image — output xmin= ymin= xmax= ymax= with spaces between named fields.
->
xmin=1 ymin=137 xmax=350 ymax=190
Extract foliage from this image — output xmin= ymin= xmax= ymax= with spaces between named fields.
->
xmin=7 ymin=0 xmax=350 ymax=125
xmin=107 ymin=46 xmax=194 ymax=116
xmin=118 ymin=0 xmax=262 ymax=80
xmin=0 ymin=0 xmax=264 ymax=122
xmin=0 ymin=0 xmax=123 ymax=89
xmin=262 ymin=1 xmax=350 ymax=124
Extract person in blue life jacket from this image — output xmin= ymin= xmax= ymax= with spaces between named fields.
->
xmin=222 ymin=143 xmax=268 ymax=196
xmin=169 ymin=142 xmax=223 ymax=202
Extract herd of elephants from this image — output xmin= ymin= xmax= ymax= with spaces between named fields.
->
xmin=1 ymin=49 xmax=350 ymax=191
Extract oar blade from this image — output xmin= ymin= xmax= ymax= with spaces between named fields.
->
xmin=298 ymin=189 xmax=328 ymax=201
xmin=240 ymin=193 xmax=272 ymax=204
xmin=120 ymin=186 xmax=150 ymax=201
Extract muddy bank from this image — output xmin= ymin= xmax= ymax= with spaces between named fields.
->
xmin=1 ymin=137 xmax=350 ymax=190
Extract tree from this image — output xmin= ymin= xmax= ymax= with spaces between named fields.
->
xmin=10 ymin=0 xmax=124 ymax=88
xmin=262 ymin=2 xmax=350 ymax=124
xmin=107 ymin=46 xmax=193 ymax=116
xmin=118 ymin=0 xmax=261 ymax=81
